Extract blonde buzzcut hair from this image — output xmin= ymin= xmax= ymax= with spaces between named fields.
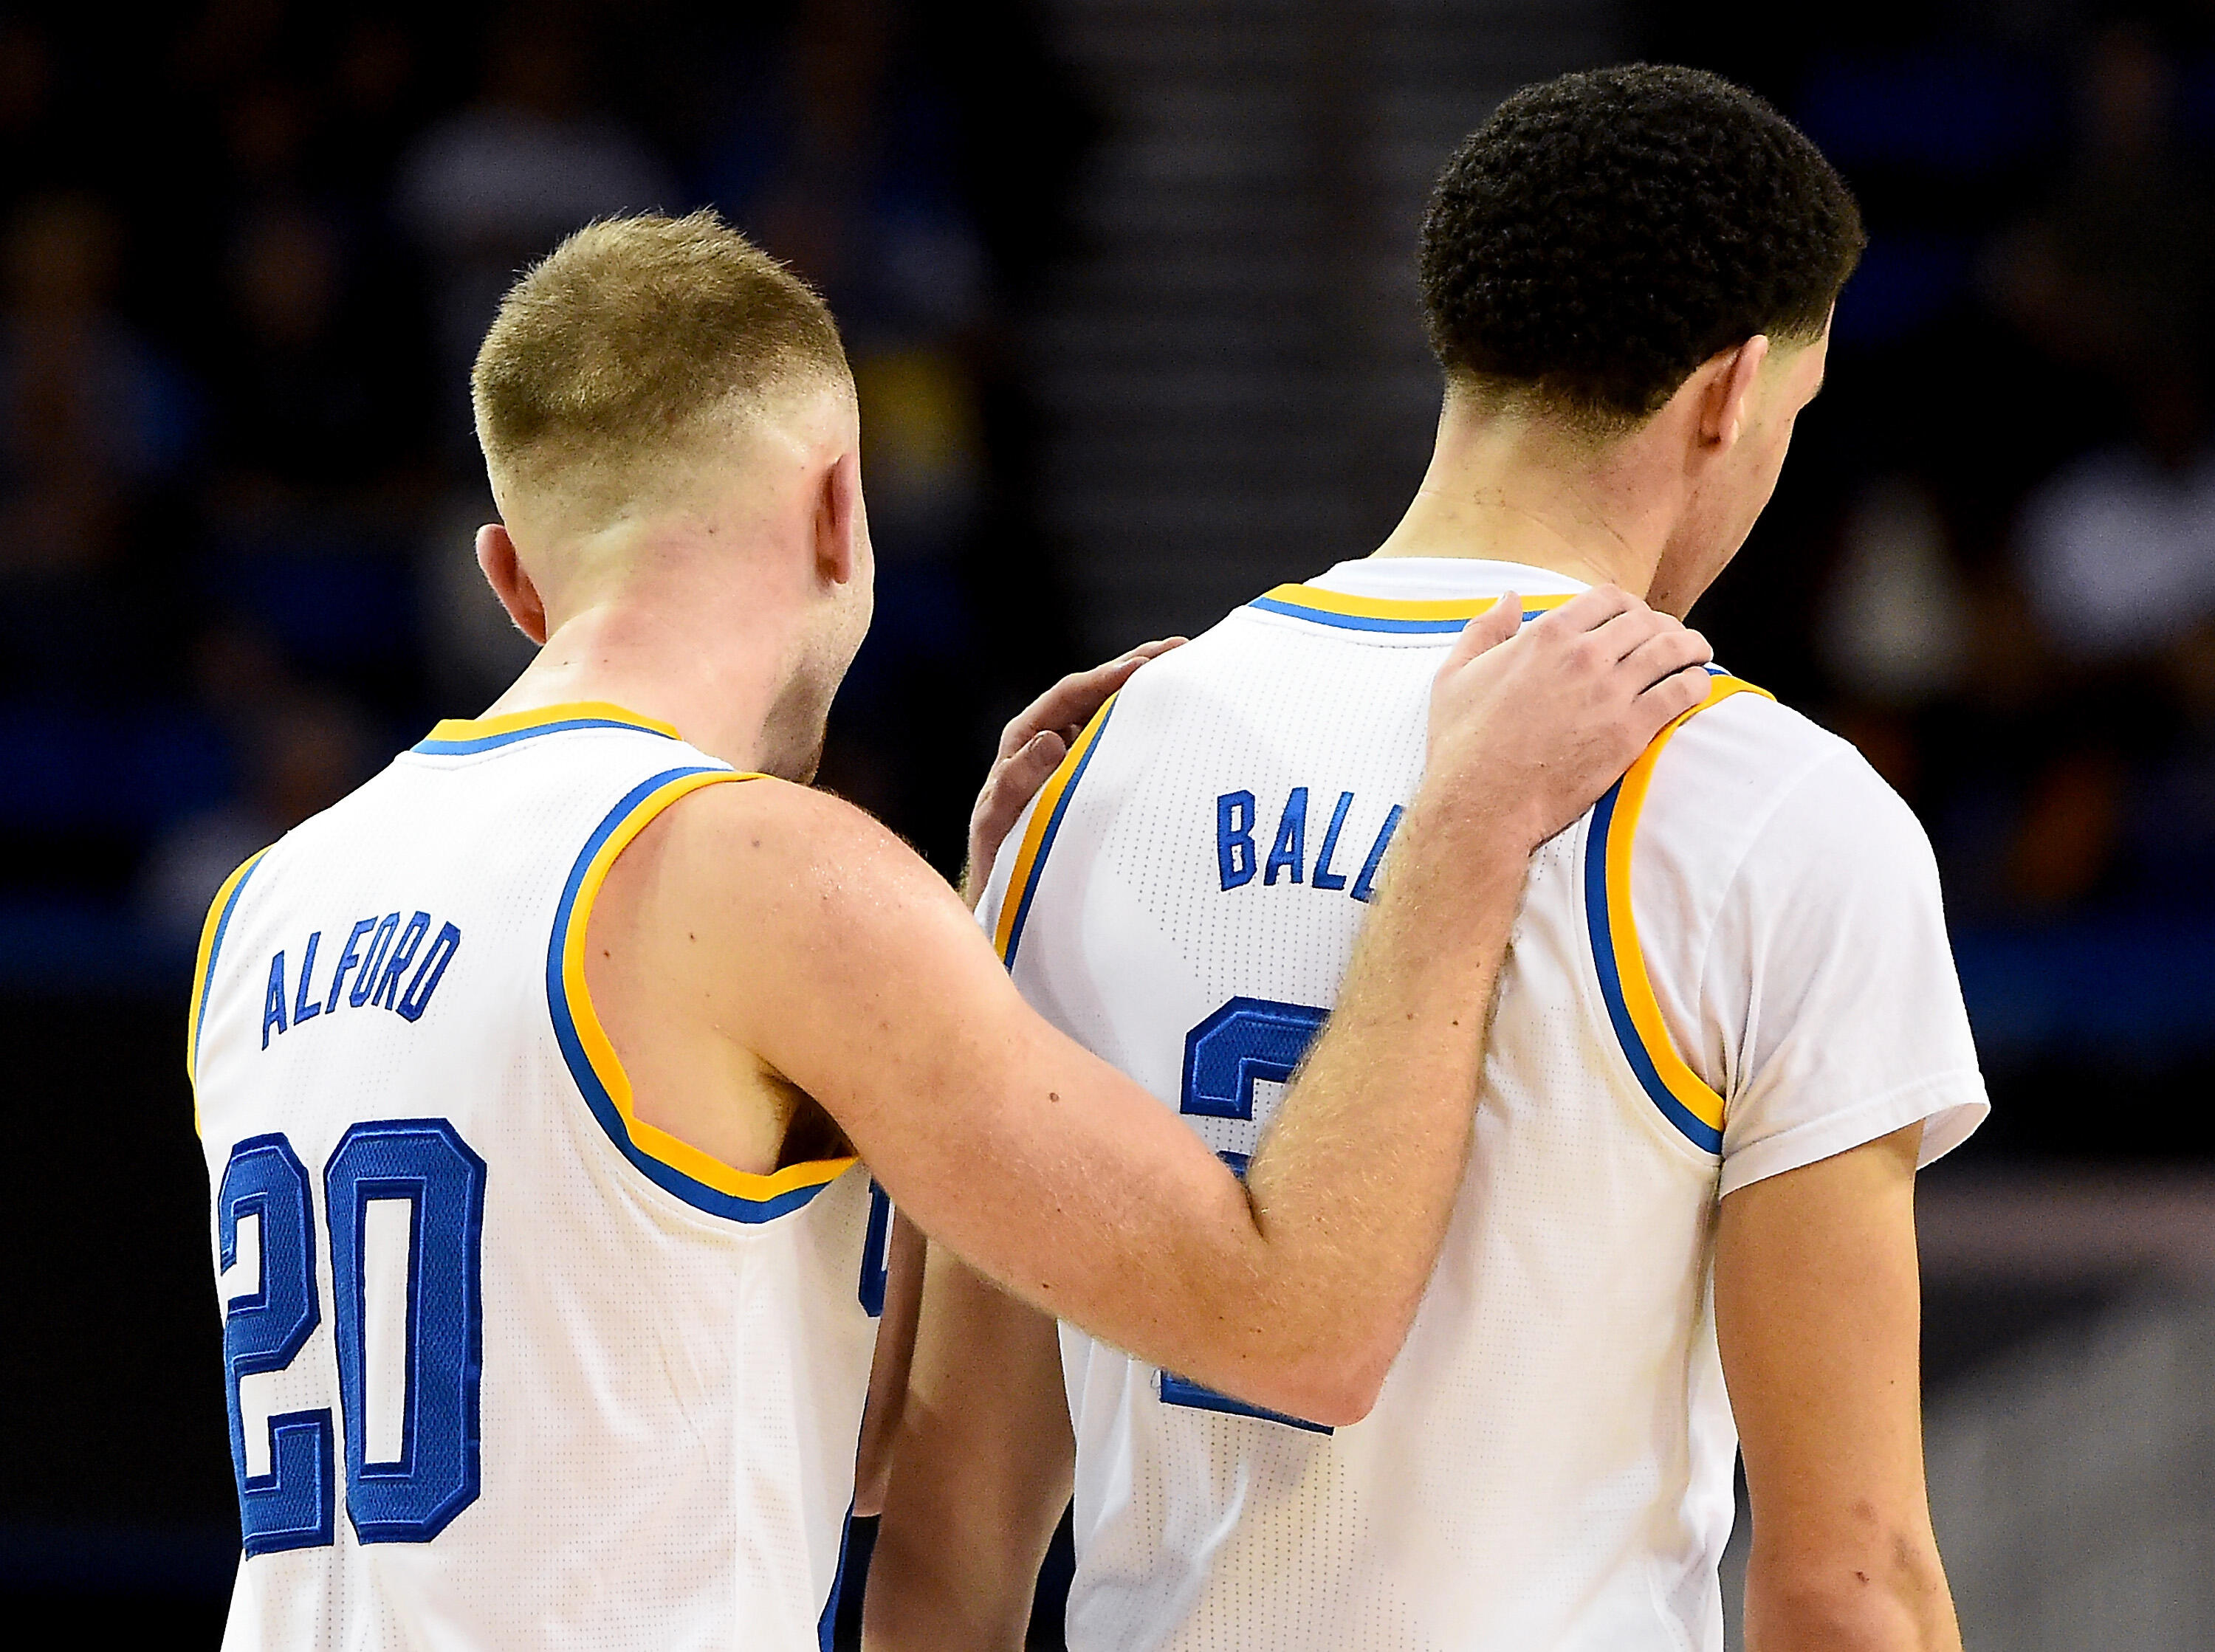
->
xmin=470 ymin=210 xmax=851 ymax=505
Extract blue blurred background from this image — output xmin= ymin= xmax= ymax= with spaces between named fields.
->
xmin=1 ymin=0 xmax=2208 ymax=1645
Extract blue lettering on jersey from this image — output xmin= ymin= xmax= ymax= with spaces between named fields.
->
xmin=371 ymin=913 xmax=431 ymax=1010
xmin=349 ymin=913 xmax=402 ymax=1008
xmin=1216 ymin=788 xmax=1404 ymax=905
xmin=1217 ymin=791 xmax=1257 ymax=889
xmin=263 ymin=951 xmax=289 ymax=1049
xmin=324 ymin=918 xmax=378 ymax=1013
xmin=1311 ymin=791 xmax=1355 ymax=890
xmin=1350 ymin=805 xmax=1403 ymax=904
xmin=396 ymin=923 xmax=463 ymax=1023
xmin=260 ymin=910 xmax=463 ymax=1046
xmin=292 ymin=930 xmax=324 ymax=1026
xmin=1264 ymin=788 xmax=1308 ymax=885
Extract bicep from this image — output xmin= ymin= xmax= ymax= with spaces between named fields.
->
xmin=717 ymin=792 xmax=1253 ymax=1343
xmin=1714 ymin=1123 xmax=1931 ymax=1561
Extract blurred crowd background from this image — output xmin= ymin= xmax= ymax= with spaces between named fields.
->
xmin=3 ymin=0 xmax=2210 ymax=1645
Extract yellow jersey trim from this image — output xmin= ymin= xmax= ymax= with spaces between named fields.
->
xmin=1589 ymin=672 xmax=1773 ymax=1150
xmin=418 ymin=702 xmax=682 ymax=755
xmin=553 ymin=765 xmax=857 ymax=1216
xmin=995 ymin=695 xmax=1119 ymax=966
xmin=188 ymin=845 xmax=272 ymax=1126
xmin=1249 ymin=585 xmax=1579 ymax=633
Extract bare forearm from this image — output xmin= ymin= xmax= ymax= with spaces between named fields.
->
xmin=865 ymin=1250 xmax=1070 ymax=1652
xmin=1236 ymin=796 xmax=1530 ymax=1413
xmin=772 ymin=588 xmax=1714 ymax=1414
xmin=865 ymin=1513 xmax=1040 ymax=1652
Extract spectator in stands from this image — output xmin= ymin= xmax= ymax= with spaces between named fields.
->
xmin=140 ymin=663 xmax=374 ymax=942
xmin=1960 ymin=20 xmax=2215 ymax=915
xmin=209 ymin=201 xmax=428 ymax=509
xmin=1990 ymin=21 xmax=2214 ymax=386
xmin=0 ymin=193 xmax=196 ymax=698
xmin=396 ymin=7 xmax=673 ymax=458
xmin=2017 ymin=365 xmax=2215 ymax=666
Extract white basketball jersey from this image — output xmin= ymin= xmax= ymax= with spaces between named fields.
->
xmin=190 ymin=703 xmax=884 ymax=1652
xmin=976 ymin=560 xmax=1987 ymax=1652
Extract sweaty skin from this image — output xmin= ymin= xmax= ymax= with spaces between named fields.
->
xmin=475 ymin=373 xmax=1718 ymax=1425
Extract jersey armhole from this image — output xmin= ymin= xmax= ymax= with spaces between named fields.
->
xmin=188 ymin=844 xmax=273 ymax=1126
xmin=548 ymin=765 xmax=859 ymax=1222
xmin=1582 ymin=673 xmax=1773 ymax=1154
xmin=993 ymin=693 xmax=1119 ymax=968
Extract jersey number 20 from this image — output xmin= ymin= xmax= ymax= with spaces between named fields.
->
xmin=217 ymin=1121 xmax=487 ymax=1555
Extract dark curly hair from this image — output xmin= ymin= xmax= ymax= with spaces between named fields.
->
xmin=1418 ymin=64 xmax=1864 ymax=431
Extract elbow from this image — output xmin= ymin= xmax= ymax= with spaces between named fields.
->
xmin=1301 ymin=1386 xmax=1381 ymax=1431
xmin=1243 ymin=1342 xmax=1393 ymax=1430
xmin=1748 ymin=1546 xmax=1958 ymax=1652
xmin=1303 ymin=1351 xmax=1390 ymax=1428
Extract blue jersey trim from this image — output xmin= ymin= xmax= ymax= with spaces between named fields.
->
xmin=1582 ymin=782 xmax=1725 ymax=1154
xmin=818 ymin=1502 xmax=856 ymax=1651
xmin=1156 ymin=1371 xmax=1333 ymax=1432
xmin=547 ymin=767 xmax=848 ymax=1222
xmin=998 ymin=700 xmax=1116 ymax=970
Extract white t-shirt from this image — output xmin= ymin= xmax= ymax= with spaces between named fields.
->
xmin=979 ymin=555 xmax=1987 ymax=1652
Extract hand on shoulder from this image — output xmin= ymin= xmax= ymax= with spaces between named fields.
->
xmin=1421 ymin=585 xmax=1715 ymax=855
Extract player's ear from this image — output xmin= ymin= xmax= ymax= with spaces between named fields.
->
xmin=475 ymin=523 xmax=549 ymax=645
xmin=1698 ymin=334 xmax=1771 ymax=453
xmin=814 ymin=448 xmax=865 ymax=589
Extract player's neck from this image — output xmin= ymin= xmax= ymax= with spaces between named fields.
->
xmin=484 ymin=563 xmax=828 ymax=781
xmin=1370 ymin=401 xmax=1676 ymax=596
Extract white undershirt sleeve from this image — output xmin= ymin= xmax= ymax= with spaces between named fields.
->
xmin=1704 ymin=744 xmax=1989 ymax=1197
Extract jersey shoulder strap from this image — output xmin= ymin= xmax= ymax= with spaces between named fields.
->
xmin=1583 ymin=670 xmax=1773 ymax=1154
xmin=993 ymin=692 xmax=1120 ymax=968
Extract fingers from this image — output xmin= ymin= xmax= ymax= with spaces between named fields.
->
xmin=1576 ymin=603 xmax=1705 ymax=670
xmin=977 ymin=732 xmax=1070 ymax=842
xmin=964 ymin=730 xmax=1071 ymax=906
xmin=1635 ymin=664 xmax=1717 ymax=727
xmin=1617 ymin=624 xmax=1713 ymax=689
xmin=995 ymin=640 xmax=1187 ymax=760
xmin=1435 ymin=594 xmax=1525 ymax=689
xmin=1000 ymin=729 xmax=1071 ymax=800
xmin=1524 ymin=582 xmax=1635 ymax=636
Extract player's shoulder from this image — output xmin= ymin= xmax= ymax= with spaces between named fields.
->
xmin=639 ymin=771 xmax=984 ymax=991
xmin=1126 ymin=604 xmax=1277 ymax=688
xmin=658 ymin=772 xmax=924 ymax=881
xmin=1666 ymin=681 xmax=1855 ymax=788
xmin=1646 ymin=681 xmax=1931 ymax=875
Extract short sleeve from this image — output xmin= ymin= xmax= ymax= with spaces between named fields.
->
xmin=1705 ymin=746 xmax=1988 ymax=1197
